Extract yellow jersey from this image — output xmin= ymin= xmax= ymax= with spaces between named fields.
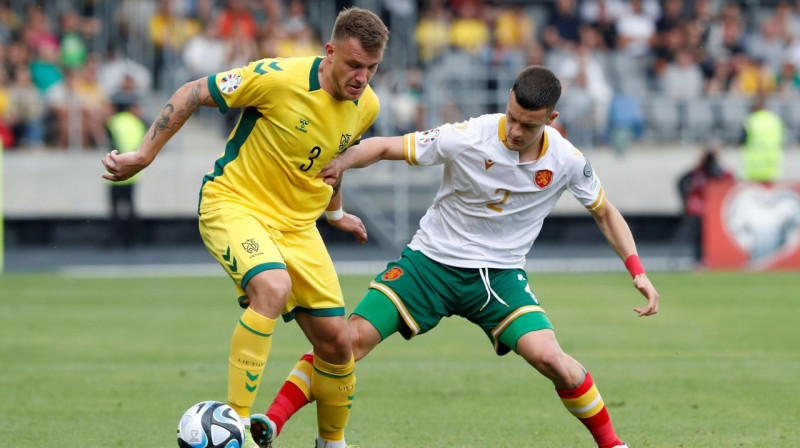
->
xmin=201 ymin=56 xmax=380 ymax=231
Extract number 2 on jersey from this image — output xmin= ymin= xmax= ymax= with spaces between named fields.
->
xmin=300 ymin=146 xmax=321 ymax=171
xmin=487 ymin=188 xmax=511 ymax=213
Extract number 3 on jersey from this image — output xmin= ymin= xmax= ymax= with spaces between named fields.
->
xmin=299 ymin=146 xmax=321 ymax=171
xmin=487 ymin=188 xmax=511 ymax=213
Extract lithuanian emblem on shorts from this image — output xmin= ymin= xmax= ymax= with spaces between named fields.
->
xmin=382 ymin=267 xmax=403 ymax=281
xmin=534 ymin=170 xmax=553 ymax=189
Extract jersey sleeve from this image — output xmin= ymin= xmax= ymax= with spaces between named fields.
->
xmin=207 ymin=58 xmax=283 ymax=113
xmin=566 ymin=150 xmax=606 ymax=213
xmin=402 ymin=117 xmax=481 ymax=166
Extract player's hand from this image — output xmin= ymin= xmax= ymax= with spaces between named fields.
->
xmin=327 ymin=212 xmax=368 ymax=244
xmin=102 ymin=149 xmax=149 ymax=182
xmin=317 ymin=158 xmax=346 ymax=186
xmin=632 ymin=273 xmax=659 ymax=317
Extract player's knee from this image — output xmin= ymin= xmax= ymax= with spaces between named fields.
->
xmin=314 ymin=327 xmax=352 ymax=362
xmin=245 ymin=271 xmax=292 ymax=312
xmin=348 ymin=317 xmax=380 ymax=361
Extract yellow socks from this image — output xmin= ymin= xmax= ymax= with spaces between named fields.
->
xmin=227 ymin=307 xmax=276 ymax=418
xmin=311 ymin=354 xmax=356 ymax=442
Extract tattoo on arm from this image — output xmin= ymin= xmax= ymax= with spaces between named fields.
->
xmin=332 ymin=177 xmax=342 ymax=195
xmin=150 ymin=83 xmax=210 ymax=141
xmin=151 ymin=103 xmax=177 ymax=140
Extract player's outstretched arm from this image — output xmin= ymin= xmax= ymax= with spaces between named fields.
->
xmin=317 ymin=136 xmax=405 ymax=185
xmin=591 ymin=200 xmax=660 ymax=317
xmin=102 ymin=78 xmax=217 ymax=182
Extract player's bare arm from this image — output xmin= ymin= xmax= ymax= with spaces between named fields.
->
xmin=317 ymin=136 xmax=405 ymax=185
xmin=591 ymin=200 xmax=660 ymax=317
xmin=324 ymin=188 xmax=368 ymax=244
xmin=102 ymin=78 xmax=217 ymax=182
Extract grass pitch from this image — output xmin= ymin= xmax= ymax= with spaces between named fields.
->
xmin=1 ymin=271 xmax=798 ymax=447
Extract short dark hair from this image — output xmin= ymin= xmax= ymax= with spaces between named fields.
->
xmin=511 ymin=66 xmax=562 ymax=112
xmin=331 ymin=7 xmax=390 ymax=55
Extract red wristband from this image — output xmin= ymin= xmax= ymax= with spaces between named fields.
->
xmin=624 ymin=254 xmax=645 ymax=278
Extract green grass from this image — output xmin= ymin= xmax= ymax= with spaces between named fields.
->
xmin=1 ymin=271 xmax=799 ymax=447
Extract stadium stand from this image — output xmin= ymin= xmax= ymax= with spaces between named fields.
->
xmin=3 ymin=0 xmax=800 ymax=267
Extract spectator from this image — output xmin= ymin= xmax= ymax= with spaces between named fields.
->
xmin=7 ymin=65 xmax=46 ymax=148
xmin=660 ymin=47 xmax=705 ymax=100
xmin=449 ymin=0 xmax=490 ymax=55
xmin=746 ymin=15 xmax=788 ymax=73
xmin=606 ymin=91 xmax=645 ymax=155
xmin=71 ymin=55 xmax=112 ymax=148
xmin=677 ymin=143 xmax=734 ymax=263
xmin=732 ymin=55 xmax=777 ymax=95
xmin=741 ymin=95 xmax=784 ymax=183
xmin=149 ymin=0 xmax=201 ymax=90
xmin=0 ymin=0 xmax=21 ymax=44
xmin=415 ymin=0 xmax=450 ymax=65
xmin=615 ymin=0 xmax=656 ymax=58
xmin=283 ymin=0 xmax=309 ymax=36
xmin=776 ymin=60 xmax=800 ymax=96
xmin=543 ymin=0 xmax=582 ymax=52
xmin=22 ymin=5 xmax=59 ymax=55
xmin=217 ymin=0 xmax=258 ymax=40
xmin=59 ymin=10 xmax=87 ymax=69
xmin=98 ymin=45 xmax=152 ymax=98
xmin=29 ymin=44 xmax=69 ymax=147
xmin=183 ymin=25 xmax=225 ymax=80
xmin=223 ymin=23 xmax=258 ymax=69
xmin=706 ymin=2 xmax=746 ymax=61
xmin=492 ymin=4 xmax=535 ymax=49
xmin=581 ymin=0 xmax=620 ymax=50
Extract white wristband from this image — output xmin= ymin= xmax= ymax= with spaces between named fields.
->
xmin=325 ymin=207 xmax=344 ymax=221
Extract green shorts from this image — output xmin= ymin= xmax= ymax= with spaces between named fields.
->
xmin=352 ymin=248 xmax=553 ymax=355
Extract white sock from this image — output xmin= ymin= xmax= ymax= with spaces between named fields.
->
xmin=316 ymin=436 xmax=346 ymax=448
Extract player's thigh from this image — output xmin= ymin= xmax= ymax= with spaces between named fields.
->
xmin=354 ymin=248 xmax=454 ymax=341
xmin=463 ymin=269 xmax=554 ymax=356
xmin=279 ymin=227 xmax=345 ymax=322
xmin=198 ymin=207 xmax=286 ymax=307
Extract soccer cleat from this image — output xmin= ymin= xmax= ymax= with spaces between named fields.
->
xmin=241 ymin=424 xmax=257 ymax=448
xmin=249 ymin=414 xmax=277 ymax=448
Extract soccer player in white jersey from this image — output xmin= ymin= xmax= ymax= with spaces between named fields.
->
xmin=249 ymin=66 xmax=659 ymax=448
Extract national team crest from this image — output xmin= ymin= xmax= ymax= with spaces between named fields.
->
xmin=382 ymin=267 xmax=404 ymax=281
xmin=417 ymin=128 xmax=440 ymax=144
xmin=219 ymin=73 xmax=242 ymax=94
xmin=241 ymin=238 xmax=259 ymax=254
xmin=534 ymin=170 xmax=553 ymax=189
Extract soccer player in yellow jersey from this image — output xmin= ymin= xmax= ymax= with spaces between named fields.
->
xmin=101 ymin=8 xmax=389 ymax=448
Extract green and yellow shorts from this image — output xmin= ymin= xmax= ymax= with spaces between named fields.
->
xmin=352 ymin=247 xmax=553 ymax=355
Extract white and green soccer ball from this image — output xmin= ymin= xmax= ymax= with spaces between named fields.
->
xmin=176 ymin=401 xmax=245 ymax=448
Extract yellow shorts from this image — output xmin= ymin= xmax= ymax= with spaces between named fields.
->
xmin=198 ymin=206 xmax=344 ymax=321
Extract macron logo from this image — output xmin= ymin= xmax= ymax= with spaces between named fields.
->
xmin=484 ymin=159 xmax=496 ymax=170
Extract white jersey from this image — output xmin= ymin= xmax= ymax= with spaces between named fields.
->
xmin=403 ymin=114 xmax=606 ymax=269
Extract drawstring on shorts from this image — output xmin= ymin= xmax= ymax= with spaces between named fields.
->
xmin=478 ymin=267 xmax=509 ymax=311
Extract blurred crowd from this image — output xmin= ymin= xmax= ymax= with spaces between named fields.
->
xmin=1 ymin=0 xmax=800 ymax=151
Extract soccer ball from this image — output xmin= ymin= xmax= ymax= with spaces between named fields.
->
xmin=176 ymin=401 xmax=245 ymax=448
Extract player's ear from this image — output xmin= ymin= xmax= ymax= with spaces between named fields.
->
xmin=547 ymin=111 xmax=559 ymax=125
xmin=324 ymin=42 xmax=335 ymax=60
